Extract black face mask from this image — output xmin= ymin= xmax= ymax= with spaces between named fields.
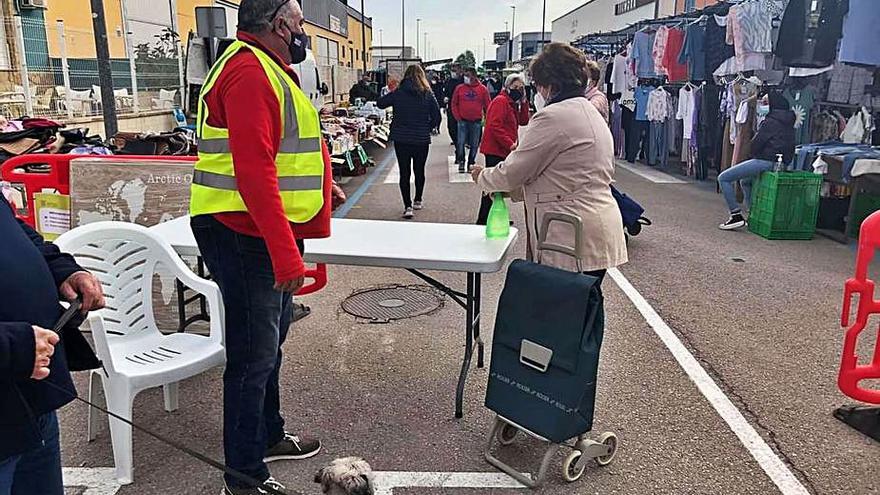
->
xmin=288 ymin=31 xmax=308 ymax=64
xmin=508 ymin=89 xmax=523 ymax=102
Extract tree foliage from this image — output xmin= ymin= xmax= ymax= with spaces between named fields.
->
xmin=454 ymin=50 xmax=476 ymax=69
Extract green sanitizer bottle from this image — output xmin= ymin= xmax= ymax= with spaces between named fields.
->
xmin=486 ymin=192 xmax=510 ymax=238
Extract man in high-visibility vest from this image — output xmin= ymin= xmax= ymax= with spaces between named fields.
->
xmin=189 ymin=1 xmax=345 ymax=493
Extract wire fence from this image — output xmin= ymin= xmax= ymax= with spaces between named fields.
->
xmin=0 ymin=16 xmax=183 ymax=121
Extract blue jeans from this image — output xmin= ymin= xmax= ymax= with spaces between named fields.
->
xmin=0 ymin=412 xmax=63 ymax=495
xmin=649 ymin=121 xmax=667 ymax=168
xmin=456 ymin=120 xmax=482 ymax=165
xmin=717 ymin=158 xmax=775 ymax=213
xmin=191 ymin=216 xmax=294 ymax=488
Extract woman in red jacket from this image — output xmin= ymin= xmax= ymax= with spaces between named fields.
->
xmin=476 ymin=73 xmax=530 ymax=224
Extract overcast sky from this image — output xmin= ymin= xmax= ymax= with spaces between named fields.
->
xmin=362 ymin=0 xmax=586 ymax=63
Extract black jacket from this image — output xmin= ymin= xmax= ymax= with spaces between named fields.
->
xmin=751 ymin=109 xmax=796 ymax=164
xmin=443 ymin=76 xmax=464 ymax=108
xmin=377 ymin=79 xmax=442 ymax=145
xmin=0 ymin=197 xmax=100 ymax=459
xmin=349 ymin=81 xmax=378 ymax=102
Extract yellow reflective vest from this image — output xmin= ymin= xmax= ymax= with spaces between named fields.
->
xmin=190 ymin=40 xmax=324 ymax=223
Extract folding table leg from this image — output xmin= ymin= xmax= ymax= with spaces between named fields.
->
xmin=455 ymin=273 xmax=477 ymax=418
xmin=474 ymin=273 xmax=484 ymax=368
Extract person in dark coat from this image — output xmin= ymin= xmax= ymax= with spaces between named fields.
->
xmin=349 ymin=73 xmax=378 ymax=103
xmin=430 ymin=75 xmax=445 ymax=134
xmin=443 ymin=64 xmax=464 ymax=145
xmin=717 ymin=91 xmax=796 ymax=230
xmin=377 ymin=64 xmax=442 ymax=219
xmin=0 ymin=195 xmax=104 ymax=494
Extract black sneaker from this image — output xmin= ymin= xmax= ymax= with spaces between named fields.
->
xmin=222 ymin=477 xmax=285 ymax=495
xmin=719 ymin=213 xmax=746 ymax=231
xmin=263 ymin=433 xmax=321 ymax=463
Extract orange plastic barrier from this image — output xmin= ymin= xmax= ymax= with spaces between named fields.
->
xmin=840 ymin=210 xmax=880 ymax=405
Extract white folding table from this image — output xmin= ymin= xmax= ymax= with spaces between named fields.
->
xmin=150 ymin=216 xmax=518 ymax=418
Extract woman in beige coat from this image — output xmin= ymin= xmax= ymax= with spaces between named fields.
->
xmin=471 ymin=43 xmax=627 ymax=283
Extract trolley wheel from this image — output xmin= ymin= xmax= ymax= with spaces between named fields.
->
xmin=595 ymin=432 xmax=618 ymax=466
xmin=496 ymin=423 xmax=519 ymax=446
xmin=562 ymin=451 xmax=585 ymax=482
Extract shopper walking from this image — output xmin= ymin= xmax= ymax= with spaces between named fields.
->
xmin=585 ymin=60 xmax=610 ymax=122
xmin=444 ymin=64 xmax=464 ymax=145
xmin=189 ymin=1 xmax=346 ymax=493
xmin=472 ymin=43 xmax=627 ymax=287
xmin=476 ymin=73 xmax=530 ymax=224
xmin=452 ymin=67 xmax=491 ymax=171
xmin=0 ymin=195 xmax=104 ymax=495
xmin=378 ymin=64 xmax=442 ymax=219
xmin=717 ymin=91 xmax=795 ymax=231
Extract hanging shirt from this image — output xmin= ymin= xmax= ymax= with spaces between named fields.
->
xmin=776 ymin=0 xmax=850 ymax=68
xmin=784 ymin=88 xmax=815 ymax=145
xmin=634 ymin=85 xmax=655 ymax=121
xmin=611 ymin=52 xmax=629 ymax=95
xmin=632 ymin=31 xmax=658 ymax=78
xmin=705 ymin=15 xmax=735 ymax=76
xmin=662 ymin=27 xmax=688 ymax=82
xmin=839 ymin=0 xmax=880 ymax=67
xmin=677 ymin=86 xmax=697 ymax=138
xmin=652 ymin=26 xmax=670 ymax=77
xmin=646 ymin=88 xmax=669 ymax=122
xmin=678 ymin=21 xmax=706 ymax=81
xmin=727 ymin=1 xmax=773 ymax=67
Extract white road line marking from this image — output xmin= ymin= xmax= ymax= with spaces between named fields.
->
xmin=63 ymin=467 xmax=121 ymax=495
xmin=448 ymin=156 xmax=472 ymax=184
xmin=616 ymin=160 xmax=687 ymax=184
xmin=372 ymin=471 xmax=527 ymax=495
xmin=608 ymin=268 xmax=810 ymax=495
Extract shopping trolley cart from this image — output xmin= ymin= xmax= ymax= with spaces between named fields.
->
xmin=484 ymin=212 xmax=618 ymax=488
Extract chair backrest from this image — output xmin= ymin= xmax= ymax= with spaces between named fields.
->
xmin=159 ymin=88 xmax=176 ymax=101
xmin=55 ymin=85 xmax=66 ymax=97
xmin=70 ymin=89 xmax=91 ymax=101
xmin=92 ymin=85 xmax=102 ymax=100
xmin=14 ymin=85 xmax=22 ymax=94
xmin=38 ymin=87 xmax=54 ymax=105
xmin=114 ymin=88 xmax=129 ymax=97
xmin=55 ymin=222 xmax=185 ymax=343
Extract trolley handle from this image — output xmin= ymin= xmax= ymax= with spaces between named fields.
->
xmin=536 ymin=212 xmax=584 ymax=272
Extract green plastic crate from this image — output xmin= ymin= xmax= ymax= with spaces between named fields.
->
xmin=748 ymin=172 xmax=822 ymax=240
xmin=847 ymin=192 xmax=880 ymax=239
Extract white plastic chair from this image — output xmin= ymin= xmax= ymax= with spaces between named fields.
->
xmin=151 ymin=88 xmax=177 ymax=110
xmin=55 ymin=222 xmax=225 ymax=485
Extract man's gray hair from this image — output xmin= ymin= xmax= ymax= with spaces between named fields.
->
xmin=238 ymin=0 xmax=295 ymax=32
xmin=504 ymin=73 xmax=524 ymax=89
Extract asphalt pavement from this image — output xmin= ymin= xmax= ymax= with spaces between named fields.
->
xmin=59 ymin=122 xmax=880 ymax=495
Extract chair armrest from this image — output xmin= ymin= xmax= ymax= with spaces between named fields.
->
xmin=161 ymin=254 xmax=225 ymax=346
xmin=86 ymin=312 xmax=116 ymax=375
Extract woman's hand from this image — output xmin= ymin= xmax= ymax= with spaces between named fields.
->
xmin=470 ymin=166 xmax=484 ymax=183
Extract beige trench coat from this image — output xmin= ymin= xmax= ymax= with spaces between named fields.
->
xmin=477 ymin=96 xmax=628 ymax=272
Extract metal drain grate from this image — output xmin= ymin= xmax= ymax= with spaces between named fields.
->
xmin=341 ymin=285 xmax=445 ymax=323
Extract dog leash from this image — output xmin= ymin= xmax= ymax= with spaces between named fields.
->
xmin=41 ymin=300 xmax=299 ymax=495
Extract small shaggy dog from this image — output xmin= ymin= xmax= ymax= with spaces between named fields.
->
xmin=313 ymin=457 xmax=375 ymax=495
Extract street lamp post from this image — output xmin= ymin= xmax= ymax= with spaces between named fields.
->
xmin=541 ymin=0 xmax=547 ymax=51
xmin=416 ymin=18 xmax=421 ymax=58
xmin=401 ymin=0 xmax=405 ymax=58
xmin=361 ymin=0 xmax=367 ymax=72
xmin=424 ymin=31 xmax=428 ymax=61
xmin=508 ymin=5 xmax=516 ymax=65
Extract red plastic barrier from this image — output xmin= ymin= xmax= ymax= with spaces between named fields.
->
xmin=1 ymin=153 xmax=330 ymax=295
xmin=0 ymin=154 xmax=195 ymax=227
xmin=840 ymin=210 xmax=880 ymax=405
xmin=298 ymin=264 xmax=328 ymax=296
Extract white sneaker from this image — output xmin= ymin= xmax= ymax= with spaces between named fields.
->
xmin=413 ymin=201 xmax=424 ymax=210
xmin=403 ymin=207 xmax=414 ymax=219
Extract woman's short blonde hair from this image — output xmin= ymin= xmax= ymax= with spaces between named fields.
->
xmin=504 ymin=73 xmax=524 ymax=89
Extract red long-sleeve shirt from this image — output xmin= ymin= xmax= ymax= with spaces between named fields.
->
xmin=451 ymin=80 xmax=491 ymax=122
xmin=479 ymin=90 xmax=530 ymax=159
xmin=203 ymin=33 xmax=332 ymax=283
